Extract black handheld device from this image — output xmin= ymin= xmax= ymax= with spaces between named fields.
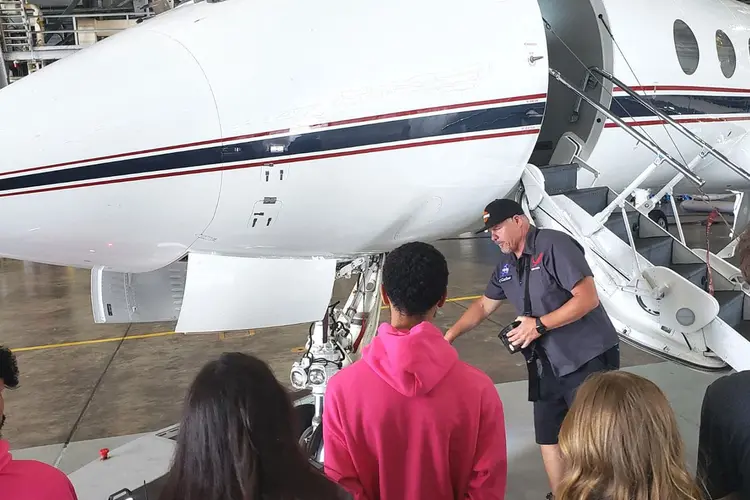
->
xmin=498 ymin=320 xmax=522 ymax=354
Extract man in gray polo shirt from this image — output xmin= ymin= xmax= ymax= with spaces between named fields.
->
xmin=445 ymin=198 xmax=619 ymax=500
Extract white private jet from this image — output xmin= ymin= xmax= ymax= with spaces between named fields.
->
xmin=4 ymin=0 xmax=750 ymax=495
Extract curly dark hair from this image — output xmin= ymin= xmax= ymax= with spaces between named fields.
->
xmin=0 ymin=346 xmax=19 ymax=389
xmin=382 ymin=241 xmax=449 ymax=317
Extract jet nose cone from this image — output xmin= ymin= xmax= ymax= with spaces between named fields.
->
xmin=0 ymin=14 xmax=224 ymax=271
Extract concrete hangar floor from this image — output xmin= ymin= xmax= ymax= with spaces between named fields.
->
xmin=2 ymin=219 xmax=733 ymax=500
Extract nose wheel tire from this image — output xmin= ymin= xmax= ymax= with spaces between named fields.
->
xmin=294 ymin=399 xmax=325 ymax=465
xmin=299 ymin=423 xmax=324 ymax=468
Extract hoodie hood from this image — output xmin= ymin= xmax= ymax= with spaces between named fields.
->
xmin=362 ymin=321 xmax=458 ymax=397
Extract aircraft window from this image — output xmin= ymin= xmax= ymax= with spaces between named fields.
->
xmin=716 ymin=29 xmax=736 ymax=78
xmin=673 ymin=20 xmax=699 ymax=75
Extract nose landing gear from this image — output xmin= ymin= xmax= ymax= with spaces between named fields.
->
xmin=290 ymin=254 xmax=384 ymax=465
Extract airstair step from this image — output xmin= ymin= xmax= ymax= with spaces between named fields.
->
xmin=670 ymin=263 xmax=707 ymax=289
xmin=605 ymin=210 xmax=640 ymax=244
xmin=559 ymin=186 xmax=610 ymax=217
xmin=634 ymin=236 xmax=673 ymax=267
xmin=714 ymin=290 xmax=744 ymax=329
xmin=539 ymin=163 xmax=578 ymax=195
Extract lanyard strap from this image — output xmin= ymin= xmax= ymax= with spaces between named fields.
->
xmin=521 ymin=255 xmax=532 ymax=317
xmin=520 ymin=255 xmax=541 ymax=367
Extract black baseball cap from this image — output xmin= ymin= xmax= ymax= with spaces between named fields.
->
xmin=475 ymin=198 xmax=524 ymax=234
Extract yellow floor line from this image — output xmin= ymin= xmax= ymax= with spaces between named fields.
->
xmin=12 ymin=331 xmax=178 ymax=352
xmin=11 ymin=294 xmax=482 ymax=353
xmin=378 ymin=294 xmax=480 ymax=310
xmin=445 ymin=294 xmax=481 ymax=304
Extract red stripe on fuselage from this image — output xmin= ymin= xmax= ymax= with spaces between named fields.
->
xmin=604 ymin=116 xmax=750 ymax=128
xmin=614 ymin=85 xmax=750 ymax=94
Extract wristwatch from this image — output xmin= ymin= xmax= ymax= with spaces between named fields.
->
xmin=535 ymin=317 xmax=547 ymax=335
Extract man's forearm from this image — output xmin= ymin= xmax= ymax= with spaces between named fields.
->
xmin=540 ymin=291 xmax=598 ymax=330
xmin=446 ymin=298 xmax=495 ymax=342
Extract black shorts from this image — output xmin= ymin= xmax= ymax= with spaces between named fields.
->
xmin=532 ymin=345 xmax=620 ymax=445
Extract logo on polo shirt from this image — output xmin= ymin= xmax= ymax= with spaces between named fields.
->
xmin=531 ymin=252 xmax=543 ymax=271
xmin=499 ymin=263 xmax=512 ymax=282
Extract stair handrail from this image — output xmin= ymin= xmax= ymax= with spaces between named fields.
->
xmin=548 ymin=68 xmax=705 ymax=188
xmin=589 ymin=66 xmax=750 ymax=184
xmin=521 ymin=164 xmax=625 ymax=287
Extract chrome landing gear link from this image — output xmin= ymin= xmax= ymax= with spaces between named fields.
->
xmin=291 ymin=253 xmax=384 ymax=464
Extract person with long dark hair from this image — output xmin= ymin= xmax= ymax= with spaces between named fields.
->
xmin=159 ymin=352 xmax=348 ymax=500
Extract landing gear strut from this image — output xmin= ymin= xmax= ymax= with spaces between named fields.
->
xmin=290 ymin=254 xmax=384 ymax=465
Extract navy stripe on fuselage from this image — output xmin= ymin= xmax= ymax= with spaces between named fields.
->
xmin=611 ymin=94 xmax=750 ymax=119
xmin=3 ymin=92 xmax=748 ymax=194
xmin=0 ymin=102 xmax=546 ymax=193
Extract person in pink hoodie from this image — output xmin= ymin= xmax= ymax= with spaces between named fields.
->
xmin=0 ymin=345 xmax=78 ymax=500
xmin=323 ymin=241 xmax=507 ymax=500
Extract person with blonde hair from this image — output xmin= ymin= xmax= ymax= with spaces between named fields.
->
xmin=556 ymin=370 xmax=703 ymax=500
